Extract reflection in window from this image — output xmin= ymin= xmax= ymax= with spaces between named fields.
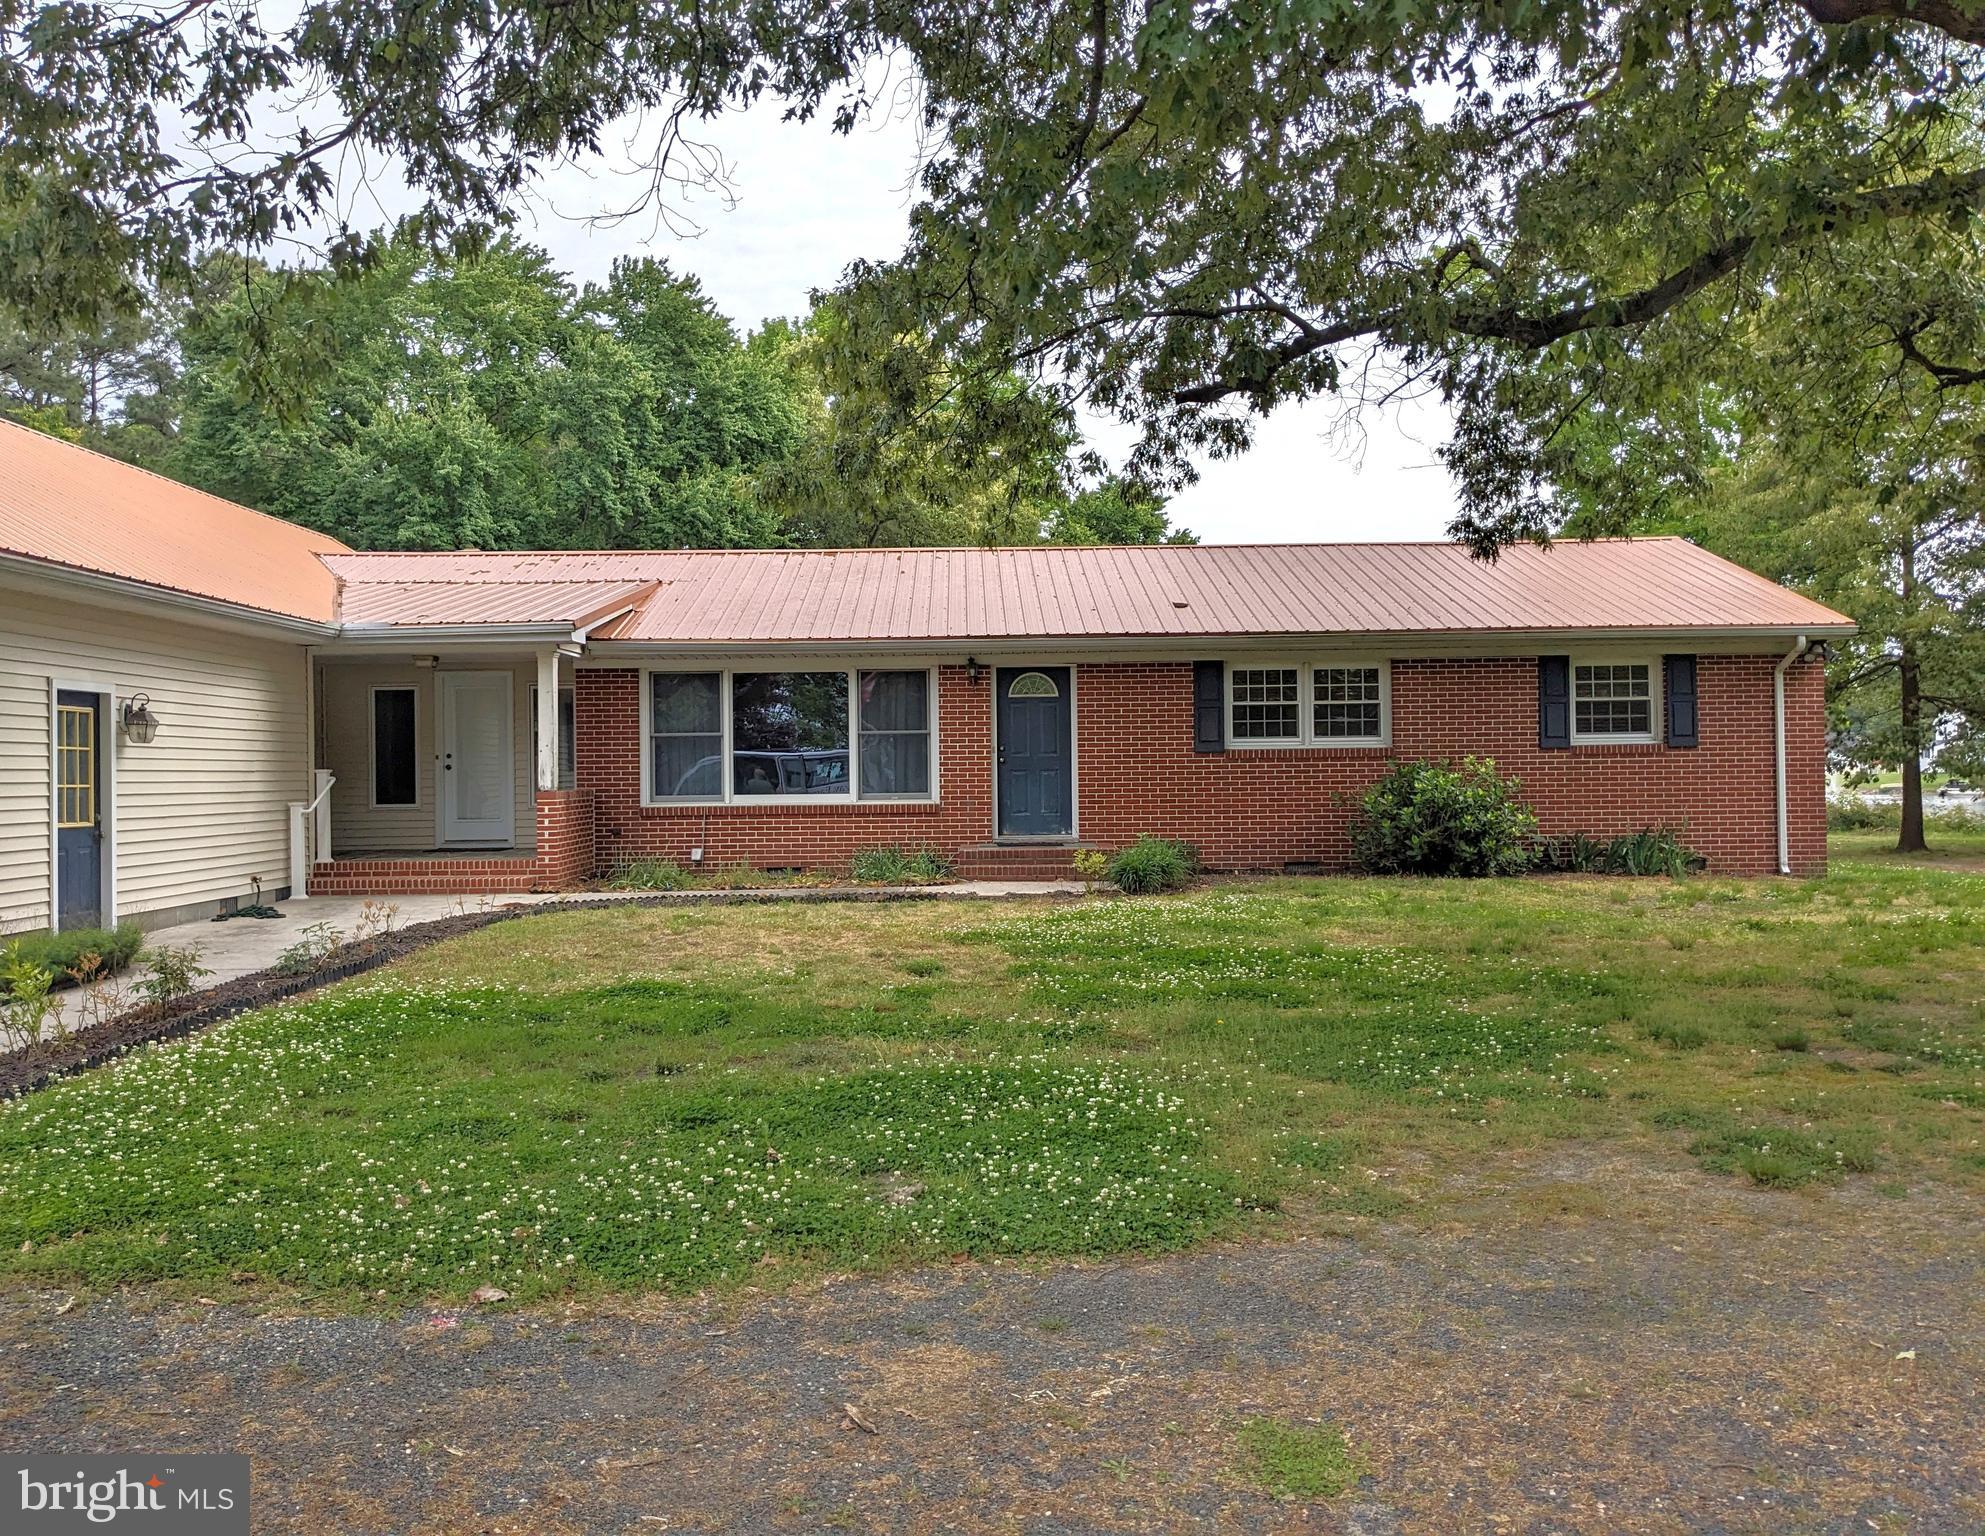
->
xmin=731 ymin=672 xmax=849 ymax=794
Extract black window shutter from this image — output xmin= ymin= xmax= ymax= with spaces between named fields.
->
xmin=1538 ymin=656 xmax=1571 ymax=750
xmin=1193 ymin=661 xmax=1226 ymax=754
xmin=1664 ymin=654 xmax=1699 ymax=748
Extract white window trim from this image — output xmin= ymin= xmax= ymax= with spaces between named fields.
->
xmin=639 ymin=665 xmax=940 ymax=807
xmin=1224 ymin=660 xmax=1391 ymax=749
xmin=1569 ymin=656 xmax=1663 ymax=746
xmin=367 ymin=684 xmax=421 ymax=809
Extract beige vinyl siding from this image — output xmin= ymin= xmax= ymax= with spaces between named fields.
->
xmin=0 ymin=586 xmax=311 ymax=934
xmin=317 ymin=659 xmax=538 ymax=853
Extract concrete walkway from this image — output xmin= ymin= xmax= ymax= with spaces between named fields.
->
xmin=50 ymin=881 xmax=1088 ymax=1027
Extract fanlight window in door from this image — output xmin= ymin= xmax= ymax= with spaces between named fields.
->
xmin=1006 ymin=671 xmax=1060 ymax=699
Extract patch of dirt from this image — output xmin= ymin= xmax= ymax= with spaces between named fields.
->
xmin=3 ymin=1156 xmax=1979 ymax=1534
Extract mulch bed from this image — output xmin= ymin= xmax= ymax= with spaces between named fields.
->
xmin=0 ymin=885 xmax=1057 ymax=1101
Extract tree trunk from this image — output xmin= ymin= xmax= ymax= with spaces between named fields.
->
xmin=1896 ymin=545 xmax=1928 ymax=854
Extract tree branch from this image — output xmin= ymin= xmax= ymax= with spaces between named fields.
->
xmin=1793 ymin=0 xmax=1985 ymax=45
xmin=1895 ymin=324 xmax=1985 ymax=387
xmin=1170 ymin=168 xmax=1985 ymax=407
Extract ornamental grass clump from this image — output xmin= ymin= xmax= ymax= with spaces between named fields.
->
xmin=1348 ymin=757 xmax=1537 ymax=877
xmin=849 ymin=846 xmax=957 ymax=884
xmin=1105 ymin=836 xmax=1200 ymax=894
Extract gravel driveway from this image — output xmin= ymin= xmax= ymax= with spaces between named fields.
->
xmin=3 ymin=1154 xmax=1979 ymax=1534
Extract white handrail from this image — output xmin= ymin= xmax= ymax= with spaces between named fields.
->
xmin=288 ymin=770 xmax=337 ymax=901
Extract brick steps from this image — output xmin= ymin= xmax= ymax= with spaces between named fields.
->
xmin=952 ymin=843 xmax=1092 ymax=880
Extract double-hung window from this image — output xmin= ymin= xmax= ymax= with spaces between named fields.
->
xmin=1227 ymin=662 xmax=1389 ymax=748
xmin=1571 ymin=661 xmax=1657 ymax=743
xmin=647 ymin=667 xmax=936 ymax=803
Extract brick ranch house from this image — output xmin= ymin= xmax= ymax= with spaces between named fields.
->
xmin=1 ymin=421 xmax=1854 ymax=934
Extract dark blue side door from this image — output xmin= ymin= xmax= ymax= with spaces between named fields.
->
xmin=996 ymin=668 xmax=1072 ymax=838
xmin=55 ymin=690 xmax=103 ymax=929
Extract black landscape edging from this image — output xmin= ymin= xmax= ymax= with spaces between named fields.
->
xmin=0 ymin=885 xmax=1070 ymax=1099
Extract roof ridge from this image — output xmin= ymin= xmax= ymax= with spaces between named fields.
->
xmin=0 ymin=418 xmax=353 ymax=552
xmin=320 ymin=537 xmax=1682 ymax=558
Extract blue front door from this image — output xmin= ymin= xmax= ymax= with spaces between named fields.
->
xmin=55 ymin=690 xmax=103 ymax=929
xmin=996 ymin=668 xmax=1072 ymax=837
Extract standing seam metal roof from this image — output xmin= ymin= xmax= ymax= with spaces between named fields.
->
xmin=317 ymin=540 xmax=1855 ymax=642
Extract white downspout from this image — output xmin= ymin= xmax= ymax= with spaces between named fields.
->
xmin=1774 ymin=634 xmax=1810 ymax=876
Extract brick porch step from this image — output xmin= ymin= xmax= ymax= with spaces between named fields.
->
xmin=952 ymin=843 xmax=1094 ymax=881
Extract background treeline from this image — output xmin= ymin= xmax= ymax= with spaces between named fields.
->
xmin=0 ymin=232 xmax=1189 ymax=553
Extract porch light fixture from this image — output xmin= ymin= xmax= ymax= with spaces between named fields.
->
xmin=120 ymin=693 xmax=160 ymax=744
xmin=966 ymin=657 xmax=983 ymax=685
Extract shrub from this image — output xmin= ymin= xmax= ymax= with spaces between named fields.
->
xmin=1070 ymin=848 xmax=1109 ymax=882
xmin=608 ymin=858 xmax=693 ymax=891
xmin=1 ymin=946 xmax=59 ymax=1050
xmin=1827 ymin=796 xmax=1984 ymax=833
xmin=133 ymin=943 xmax=210 ymax=1006
xmin=1828 ymin=796 xmax=1896 ymax=831
xmin=1105 ymin=836 xmax=1199 ymax=894
xmin=0 ymin=923 xmax=143 ymax=994
xmin=1348 ymin=758 xmax=1537 ymax=877
xmin=849 ymin=846 xmax=957 ymax=884
xmin=273 ymin=923 xmax=344 ymax=977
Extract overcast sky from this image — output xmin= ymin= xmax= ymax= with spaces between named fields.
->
xmin=339 ymin=90 xmax=1461 ymax=544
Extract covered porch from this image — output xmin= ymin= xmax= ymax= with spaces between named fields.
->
xmin=305 ymin=643 xmax=596 ymax=895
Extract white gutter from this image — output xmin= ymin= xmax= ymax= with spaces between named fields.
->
xmin=1774 ymin=633 xmax=1811 ymax=876
xmin=0 ymin=551 xmax=340 ymax=639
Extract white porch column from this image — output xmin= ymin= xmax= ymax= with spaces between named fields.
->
xmin=535 ymin=646 xmax=561 ymax=792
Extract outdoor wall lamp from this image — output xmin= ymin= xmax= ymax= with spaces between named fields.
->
xmin=966 ymin=657 xmax=982 ymax=685
xmin=121 ymin=693 xmax=160 ymax=744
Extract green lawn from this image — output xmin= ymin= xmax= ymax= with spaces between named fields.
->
xmin=2 ymin=837 xmax=1981 ymax=1304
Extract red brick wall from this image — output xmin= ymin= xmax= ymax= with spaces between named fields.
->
xmin=575 ymin=653 xmax=1827 ymax=879
xmin=308 ymin=789 xmax=595 ymax=894
xmin=531 ymin=788 xmax=595 ymax=890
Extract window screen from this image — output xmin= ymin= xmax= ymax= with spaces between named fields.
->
xmin=652 ymin=673 xmax=723 ymax=798
xmin=1313 ymin=665 xmax=1383 ymax=739
xmin=1230 ymin=667 xmax=1301 ymax=740
xmin=1574 ymin=663 xmax=1654 ymax=738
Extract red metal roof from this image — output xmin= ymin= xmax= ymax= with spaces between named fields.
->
xmin=336 ymin=578 xmax=656 ymax=629
xmin=0 ymin=419 xmax=348 ymax=622
xmin=320 ymin=540 xmax=1854 ymax=643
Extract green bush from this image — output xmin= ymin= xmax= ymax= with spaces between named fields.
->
xmin=848 ymin=846 xmax=957 ymax=884
xmin=1104 ymin=835 xmax=1200 ymax=894
xmin=1827 ymin=796 xmax=1984 ymax=833
xmin=608 ymin=858 xmax=693 ymax=891
xmin=1348 ymin=758 xmax=1537 ymax=877
xmin=0 ymin=923 xmax=143 ymax=994
xmin=1548 ymin=827 xmax=1699 ymax=876
xmin=1828 ymin=796 xmax=1896 ymax=831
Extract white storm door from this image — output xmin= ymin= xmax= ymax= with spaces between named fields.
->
xmin=438 ymin=671 xmax=515 ymax=844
